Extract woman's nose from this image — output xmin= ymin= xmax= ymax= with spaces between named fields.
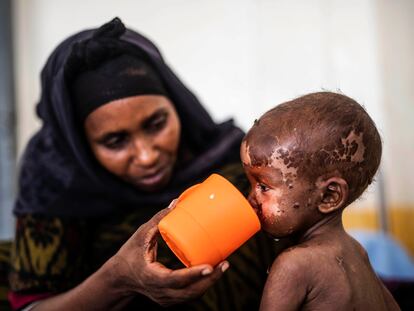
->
xmin=132 ymin=139 xmax=159 ymax=167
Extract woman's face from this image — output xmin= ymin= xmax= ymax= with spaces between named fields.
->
xmin=84 ymin=95 xmax=181 ymax=192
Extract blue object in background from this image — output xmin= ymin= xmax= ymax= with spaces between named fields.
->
xmin=349 ymin=229 xmax=414 ymax=281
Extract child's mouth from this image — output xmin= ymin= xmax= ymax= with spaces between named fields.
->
xmin=253 ymin=203 xmax=263 ymax=219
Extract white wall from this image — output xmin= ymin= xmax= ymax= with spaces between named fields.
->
xmin=376 ymin=0 xmax=414 ymax=205
xmin=12 ymin=0 xmax=414 ymax=213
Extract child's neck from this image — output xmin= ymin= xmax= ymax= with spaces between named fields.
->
xmin=298 ymin=211 xmax=345 ymax=243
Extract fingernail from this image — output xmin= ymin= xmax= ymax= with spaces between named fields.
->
xmin=168 ymin=199 xmax=178 ymax=209
xmin=201 ymin=268 xmax=213 ymax=276
xmin=220 ymin=262 xmax=229 ymax=273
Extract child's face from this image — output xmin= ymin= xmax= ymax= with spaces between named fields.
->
xmin=241 ymin=141 xmax=321 ymax=238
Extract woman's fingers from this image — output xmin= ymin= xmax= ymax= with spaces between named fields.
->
xmin=180 ymin=263 xmax=228 ymax=297
xmin=167 ymin=199 xmax=178 ymax=209
xmin=161 ymin=265 xmax=214 ymax=288
xmin=117 ymin=200 xmax=179 ymax=273
xmin=146 ymin=238 xmax=158 ymax=262
xmin=183 ymin=261 xmax=230 ymax=293
xmin=142 ymin=199 xmax=178 ymax=261
xmin=116 ymin=199 xmax=228 ymax=306
xmin=152 ymin=262 xmax=229 ymax=306
xmin=153 ymin=261 xmax=229 ymax=289
xmin=142 ymin=199 xmax=177 ymax=237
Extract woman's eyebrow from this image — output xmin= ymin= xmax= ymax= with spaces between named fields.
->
xmin=95 ymin=108 xmax=169 ymax=140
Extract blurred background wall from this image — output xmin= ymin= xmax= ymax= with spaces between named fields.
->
xmin=1 ymin=0 xmax=413 ymax=256
xmin=0 ymin=0 xmax=16 ymax=240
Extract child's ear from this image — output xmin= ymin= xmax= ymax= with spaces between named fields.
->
xmin=316 ymin=177 xmax=349 ymax=214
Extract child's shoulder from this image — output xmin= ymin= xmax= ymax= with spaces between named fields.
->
xmin=269 ymin=243 xmax=316 ymax=276
xmin=262 ymin=244 xmax=316 ymax=305
xmin=270 ymin=240 xmax=339 ymax=276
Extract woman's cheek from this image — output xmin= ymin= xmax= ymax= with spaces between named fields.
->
xmin=154 ymin=122 xmax=181 ymax=155
xmin=96 ymin=147 xmax=130 ymax=175
xmin=157 ymin=127 xmax=179 ymax=152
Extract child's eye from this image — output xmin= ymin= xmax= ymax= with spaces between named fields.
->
xmin=258 ymin=183 xmax=270 ymax=193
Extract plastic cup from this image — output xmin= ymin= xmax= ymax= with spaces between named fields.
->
xmin=158 ymin=173 xmax=260 ymax=267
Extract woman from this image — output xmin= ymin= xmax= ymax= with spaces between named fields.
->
xmin=9 ymin=18 xmax=278 ymax=310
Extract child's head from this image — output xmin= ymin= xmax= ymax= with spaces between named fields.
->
xmin=241 ymin=92 xmax=382 ymax=238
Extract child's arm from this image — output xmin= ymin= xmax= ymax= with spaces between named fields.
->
xmin=260 ymin=251 xmax=308 ymax=311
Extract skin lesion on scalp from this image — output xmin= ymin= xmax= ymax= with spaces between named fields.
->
xmin=314 ymin=130 xmax=366 ymax=166
xmin=243 ymin=122 xmax=366 ymax=187
xmin=243 ymin=128 xmax=367 ymax=190
xmin=242 ymin=137 xmax=299 ymax=185
xmin=344 ymin=130 xmax=366 ymax=163
xmin=247 ymin=134 xmax=279 ymax=167
xmin=268 ymin=147 xmax=298 ymax=184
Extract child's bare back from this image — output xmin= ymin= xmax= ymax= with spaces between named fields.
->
xmin=241 ymin=92 xmax=400 ymax=311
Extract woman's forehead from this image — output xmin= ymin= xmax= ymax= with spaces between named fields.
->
xmin=84 ymin=95 xmax=173 ymax=134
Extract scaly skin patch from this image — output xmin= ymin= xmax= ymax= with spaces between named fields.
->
xmin=268 ymin=147 xmax=298 ymax=184
xmin=343 ymin=130 xmax=366 ymax=163
xmin=314 ymin=130 xmax=366 ymax=166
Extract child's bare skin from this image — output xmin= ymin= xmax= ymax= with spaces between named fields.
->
xmin=241 ymin=92 xmax=400 ymax=311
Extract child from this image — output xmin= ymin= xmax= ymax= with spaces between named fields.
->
xmin=241 ymin=92 xmax=400 ymax=311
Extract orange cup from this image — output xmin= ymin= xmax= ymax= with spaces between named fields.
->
xmin=158 ymin=174 xmax=260 ymax=267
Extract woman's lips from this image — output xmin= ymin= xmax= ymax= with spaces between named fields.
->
xmin=137 ymin=167 xmax=169 ymax=186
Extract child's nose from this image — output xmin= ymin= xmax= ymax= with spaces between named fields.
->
xmin=248 ymin=192 xmax=258 ymax=208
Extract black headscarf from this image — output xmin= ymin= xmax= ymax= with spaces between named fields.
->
xmin=70 ymin=53 xmax=169 ymax=124
xmin=14 ymin=18 xmax=244 ymax=218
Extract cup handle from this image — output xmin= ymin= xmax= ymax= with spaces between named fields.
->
xmin=178 ymin=184 xmax=200 ymax=202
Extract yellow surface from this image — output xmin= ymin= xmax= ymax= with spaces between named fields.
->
xmin=343 ymin=205 xmax=414 ymax=257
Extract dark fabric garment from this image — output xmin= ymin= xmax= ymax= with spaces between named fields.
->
xmin=71 ymin=54 xmax=168 ymax=124
xmin=10 ymin=162 xmax=284 ymax=311
xmin=14 ymin=18 xmax=244 ymax=218
xmin=0 ymin=241 xmax=12 ymax=310
xmin=67 ymin=19 xmax=169 ymax=124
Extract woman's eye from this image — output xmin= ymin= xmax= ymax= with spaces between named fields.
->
xmin=102 ymin=135 xmax=128 ymax=150
xmin=145 ymin=114 xmax=168 ymax=133
xmin=258 ymin=183 xmax=270 ymax=193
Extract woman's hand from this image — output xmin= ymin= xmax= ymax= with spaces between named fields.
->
xmin=30 ymin=200 xmax=228 ymax=311
xmin=111 ymin=200 xmax=229 ymax=306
